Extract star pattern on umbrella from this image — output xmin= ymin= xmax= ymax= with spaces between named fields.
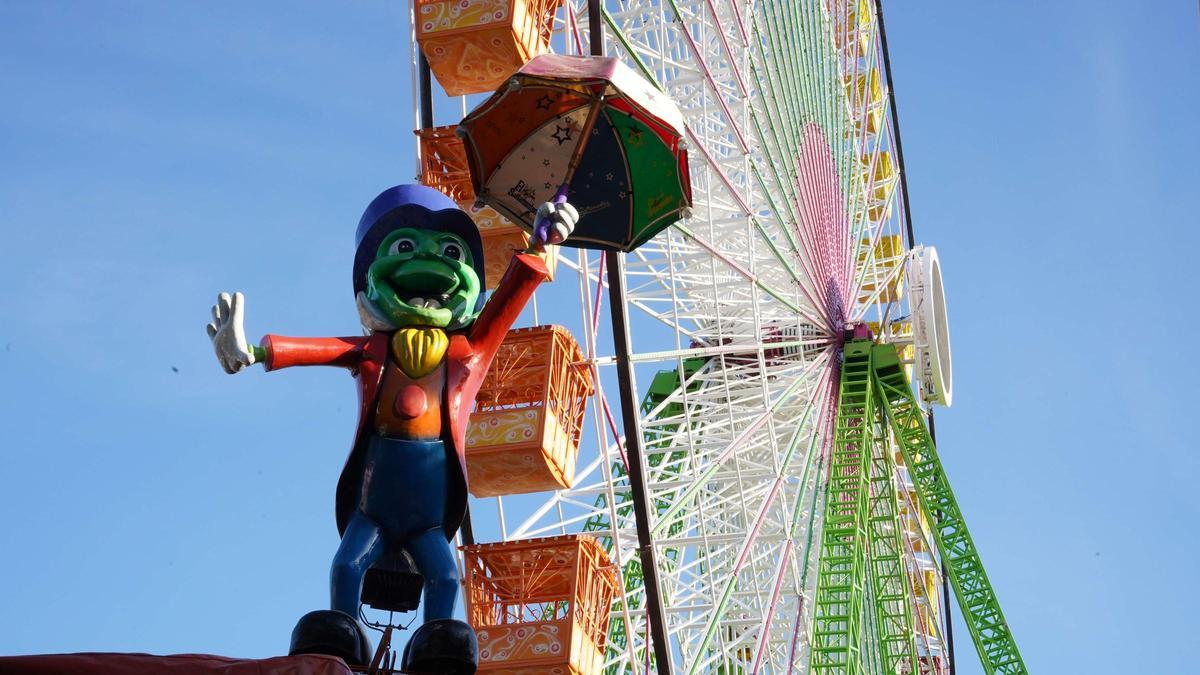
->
xmin=457 ymin=59 xmax=691 ymax=251
xmin=552 ymin=125 xmax=573 ymax=145
xmin=626 ymin=125 xmax=645 ymax=148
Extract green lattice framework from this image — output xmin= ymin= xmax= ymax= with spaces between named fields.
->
xmin=810 ymin=340 xmax=1027 ymax=674
xmin=872 ymin=342 xmax=1028 ymax=675
xmin=577 ymin=341 xmax=1026 ymax=675
xmin=810 ymin=340 xmax=875 ymax=673
xmin=865 ymin=397 xmax=917 ymax=673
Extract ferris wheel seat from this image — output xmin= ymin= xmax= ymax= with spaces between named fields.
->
xmin=835 ymin=0 xmax=875 ymax=56
xmin=465 ymin=326 xmax=592 ymax=498
xmin=414 ymin=0 xmax=562 ymax=96
xmin=859 ymin=234 xmax=906 ymax=304
xmin=412 ymin=0 xmax=561 ymax=97
xmin=462 ymin=535 xmax=618 ymax=674
xmin=845 ymin=69 xmax=885 ymax=133
xmin=417 ymin=125 xmax=474 ymax=203
xmin=465 ymin=406 xmax=577 ymax=497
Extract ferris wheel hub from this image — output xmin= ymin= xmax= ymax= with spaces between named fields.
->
xmin=842 ymin=321 xmax=874 ymax=343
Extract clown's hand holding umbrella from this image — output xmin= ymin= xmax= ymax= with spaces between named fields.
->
xmin=528 ymin=198 xmax=579 ymax=252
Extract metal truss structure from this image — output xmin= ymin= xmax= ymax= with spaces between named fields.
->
xmin=406 ymin=1 xmax=1022 ymax=673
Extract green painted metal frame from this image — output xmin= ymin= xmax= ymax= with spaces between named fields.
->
xmin=871 ymin=342 xmax=1027 ymax=675
xmin=865 ymin=415 xmax=917 ymax=673
xmin=810 ymin=340 xmax=875 ymax=673
xmin=810 ymin=340 xmax=1026 ymax=675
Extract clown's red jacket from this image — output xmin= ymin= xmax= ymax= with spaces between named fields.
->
xmin=258 ymin=253 xmax=548 ymax=540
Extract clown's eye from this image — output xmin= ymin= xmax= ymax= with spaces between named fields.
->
xmin=388 ymin=238 xmax=416 ymax=255
xmin=441 ymin=242 xmax=462 ymax=260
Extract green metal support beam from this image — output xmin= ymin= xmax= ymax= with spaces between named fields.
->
xmin=866 ymin=416 xmax=917 ymax=673
xmin=871 ymin=342 xmax=1027 ymax=675
xmin=810 ymin=340 xmax=875 ymax=673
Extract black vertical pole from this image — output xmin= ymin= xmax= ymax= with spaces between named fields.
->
xmin=607 ymin=254 xmax=675 ymax=675
xmin=587 ymin=0 xmax=604 ymax=56
xmin=588 ymin=0 xmax=672 ymax=671
xmin=418 ymin=52 xmax=434 ymax=131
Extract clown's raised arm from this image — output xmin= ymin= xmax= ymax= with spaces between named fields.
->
xmin=206 ymin=187 xmax=576 ymax=374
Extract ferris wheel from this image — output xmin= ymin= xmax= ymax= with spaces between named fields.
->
xmin=405 ymin=1 xmax=1022 ymax=674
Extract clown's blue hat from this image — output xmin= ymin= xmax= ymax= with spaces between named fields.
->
xmin=352 ymin=185 xmax=486 ymax=296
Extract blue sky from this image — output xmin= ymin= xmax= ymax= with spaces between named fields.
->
xmin=1 ymin=1 xmax=1197 ymax=673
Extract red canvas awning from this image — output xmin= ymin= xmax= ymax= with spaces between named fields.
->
xmin=0 ymin=652 xmax=353 ymax=674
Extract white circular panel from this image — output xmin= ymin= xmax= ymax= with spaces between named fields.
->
xmin=908 ymin=245 xmax=953 ymax=406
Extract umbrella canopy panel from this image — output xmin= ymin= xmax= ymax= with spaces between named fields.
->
xmin=459 ymin=54 xmax=692 ymax=252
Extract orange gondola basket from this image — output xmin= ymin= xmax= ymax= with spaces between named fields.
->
xmin=466 ymin=325 xmax=591 ymax=497
xmin=417 ymin=125 xmax=557 ymax=290
xmin=415 ymin=0 xmax=563 ymax=96
xmin=463 ymin=535 xmax=619 ymax=675
xmin=417 ymin=125 xmax=475 ymax=204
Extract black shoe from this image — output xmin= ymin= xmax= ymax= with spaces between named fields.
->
xmin=288 ymin=609 xmax=373 ymax=666
xmin=402 ymin=619 xmax=478 ymax=674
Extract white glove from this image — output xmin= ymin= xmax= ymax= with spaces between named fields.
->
xmin=207 ymin=291 xmax=256 ymax=374
xmin=533 ymin=200 xmax=578 ymax=247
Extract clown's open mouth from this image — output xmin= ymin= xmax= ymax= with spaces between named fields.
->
xmin=402 ymin=294 xmax=449 ymax=310
xmin=389 ymin=263 xmax=460 ymax=311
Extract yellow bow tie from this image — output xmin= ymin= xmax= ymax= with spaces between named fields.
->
xmin=390 ymin=327 xmax=449 ymax=379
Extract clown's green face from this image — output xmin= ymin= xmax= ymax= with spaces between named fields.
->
xmin=366 ymin=228 xmax=481 ymax=330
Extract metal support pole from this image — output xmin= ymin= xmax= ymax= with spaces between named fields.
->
xmin=418 ymin=51 xmax=434 ymax=131
xmin=606 ymin=253 xmax=674 ymax=675
xmin=587 ymin=0 xmax=604 ymax=56
xmin=588 ymin=3 xmax=672 ymax=671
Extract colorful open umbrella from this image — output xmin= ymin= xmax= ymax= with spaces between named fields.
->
xmin=457 ymin=54 xmax=692 ymax=252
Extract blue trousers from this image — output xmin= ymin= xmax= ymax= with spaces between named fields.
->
xmin=330 ymin=436 xmax=459 ymax=622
